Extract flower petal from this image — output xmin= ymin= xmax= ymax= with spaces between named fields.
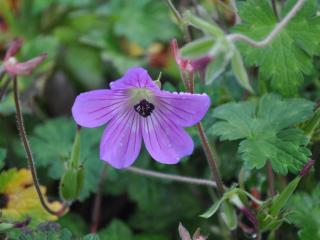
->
xmin=100 ymin=109 xmax=142 ymax=168
xmin=155 ymin=91 xmax=210 ymax=127
xmin=4 ymin=38 xmax=23 ymax=61
xmin=110 ymin=67 xmax=159 ymax=91
xmin=4 ymin=54 xmax=47 ymax=76
xmin=142 ymin=110 xmax=194 ymax=164
xmin=72 ymin=89 xmax=129 ymax=128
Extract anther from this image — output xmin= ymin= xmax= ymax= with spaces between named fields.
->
xmin=134 ymin=99 xmax=155 ymax=118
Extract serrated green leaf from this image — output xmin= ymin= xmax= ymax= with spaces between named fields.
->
xmin=288 ymin=186 xmax=320 ymax=240
xmin=180 ymin=37 xmax=215 ymax=59
xmin=211 ymin=94 xmax=314 ymax=174
xmin=233 ymin=0 xmax=320 ymax=95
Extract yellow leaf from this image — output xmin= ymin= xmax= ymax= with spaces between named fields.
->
xmin=0 ymin=168 xmax=64 ymax=226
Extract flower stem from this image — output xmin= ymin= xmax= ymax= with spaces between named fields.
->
xmin=12 ymin=76 xmax=68 ymax=216
xmin=186 ymin=74 xmax=224 ymax=196
xmin=91 ymin=165 xmax=108 ymax=233
xmin=196 ymin=122 xmax=225 ymax=196
xmin=267 ymin=162 xmax=275 ymax=197
xmin=126 ymin=166 xmax=217 ymax=188
xmin=227 ymin=0 xmax=306 ymax=48
xmin=163 ymin=0 xmax=191 ymax=42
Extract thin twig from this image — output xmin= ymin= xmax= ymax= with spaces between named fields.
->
xmin=126 ymin=166 xmax=217 ymax=187
xmin=227 ymin=0 xmax=306 ymax=47
xmin=12 ymin=76 xmax=68 ymax=216
xmin=91 ymin=165 xmax=108 ymax=233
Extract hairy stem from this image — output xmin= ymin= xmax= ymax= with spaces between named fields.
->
xmin=196 ymin=123 xmax=225 ymax=196
xmin=91 ymin=165 xmax=108 ymax=233
xmin=126 ymin=166 xmax=217 ymax=188
xmin=227 ymin=0 xmax=306 ymax=47
xmin=163 ymin=0 xmax=191 ymax=41
xmin=180 ymin=72 xmax=225 ymax=196
xmin=13 ymin=76 xmax=68 ymax=216
xmin=267 ymin=162 xmax=275 ymax=196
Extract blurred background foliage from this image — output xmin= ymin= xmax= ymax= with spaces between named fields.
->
xmin=0 ymin=0 xmax=319 ymax=239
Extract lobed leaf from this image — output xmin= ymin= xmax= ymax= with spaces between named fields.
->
xmin=211 ymin=94 xmax=314 ymax=174
xmin=233 ymin=0 xmax=320 ymax=95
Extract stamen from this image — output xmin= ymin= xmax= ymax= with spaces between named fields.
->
xmin=134 ymin=99 xmax=155 ymax=118
xmin=0 ymin=193 xmax=9 ymax=209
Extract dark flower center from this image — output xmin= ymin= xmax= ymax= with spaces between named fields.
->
xmin=0 ymin=193 xmax=8 ymax=209
xmin=134 ymin=99 xmax=155 ymax=118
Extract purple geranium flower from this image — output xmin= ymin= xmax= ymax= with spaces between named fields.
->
xmin=72 ymin=67 xmax=210 ymax=169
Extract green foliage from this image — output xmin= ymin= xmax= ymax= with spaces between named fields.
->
xmin=234 ymin=0 xmax=320 ymax=95
xmin=58 ymin=213 xmax=88 ymax=237
xmin=99 ymin=219 xmax=133 ymax=240
xmin=2 ymin=0 xmax=320 ymax=238
xmin=83 ymin=234 xmax=100 ymax=240
xmin=25 ymin=118 xmax=104 ymax=200
xmin=211 ymin=94 xmax=314 ymax=174
xmin=64 ymin=45 xmax=103 ymax=89
xmin=288 ymin=186 xmax=320 ymax=240
xmin=107 ymin=0 xmax=178 ymax=48
xmin=0 ymin=148 xmax=6 ymax=170
xmin=6 ymin=222 xmax=72 ymax=240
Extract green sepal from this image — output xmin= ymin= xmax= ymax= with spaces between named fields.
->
xmin=200 ymin=196 xmax=226 ymax=218
xmin=302 ymin=108 xmax=320 ymax=143
xmin=180 ymin=37 xmax=215 ymax=59
xmin=70 ymin=127 xmax=81 ymax=169
xmin=184 ymin=11 xmax=224 ymax=37
xmin=59 ymin=166 xmax=85 ymax=201
xmin=0 ymin=223 xmax=14 ymax=232
xmin=231 ymin=48 xmax=254 ymax=93
xmin=220 ymin=202 xmax=237 ymax=230
xmin=270 ymin=177 xmax=301 ymax=217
